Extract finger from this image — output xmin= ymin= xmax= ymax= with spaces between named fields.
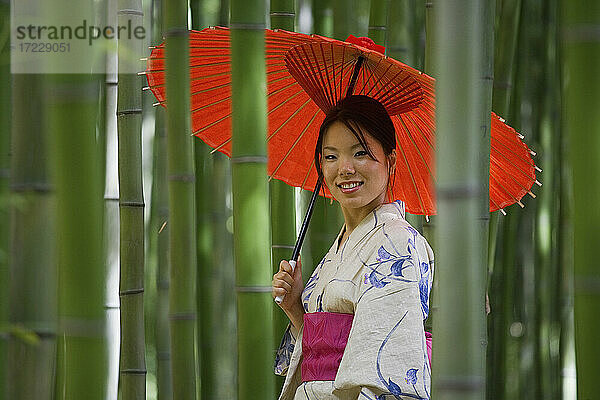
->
xmin=273 ymin=279 xmax=292 ymax=293
xmin=292 ymin=259 xmax=302 ymax=280
xmin=272 ymin=287 xmax=287 ymax=298
xmin=274 ymin=270 xmax=294 ymax=285
xmin=279 ymin=260 xmax=293 ymax=274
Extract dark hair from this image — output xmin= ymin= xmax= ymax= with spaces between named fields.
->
xmin=314 ymin=95 xmax=397 ymax=197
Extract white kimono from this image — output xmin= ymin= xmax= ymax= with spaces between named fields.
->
xmin=275 ymin=200 xmax=434 ymax=400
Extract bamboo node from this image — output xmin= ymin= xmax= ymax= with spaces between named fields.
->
xmin=120 ymin=369 xmax=148 ymax=375
xmin=120 ymin=288 xmax=144 ymax=296
xmin=169 ymin=312 xmax=196 ymax=321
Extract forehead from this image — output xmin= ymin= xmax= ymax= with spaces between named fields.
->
xmin=322 ymin=120 xmax=378 ymax=149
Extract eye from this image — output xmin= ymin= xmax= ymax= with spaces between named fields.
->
xmin=324 ymin=154 xmax=337 ymax=160
xmin=354 ymin=150 xmax=368 ymax=157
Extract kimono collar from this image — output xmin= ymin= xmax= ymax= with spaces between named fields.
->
xmin=336 ymin=200 xmax=406 ymax=256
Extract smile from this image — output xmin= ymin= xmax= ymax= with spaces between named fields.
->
xmin=337 ymin=181 xmax=363 ymax=192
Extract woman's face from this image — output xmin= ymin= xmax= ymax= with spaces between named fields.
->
xmin=321 ymin=120 xmax=396 ymax=215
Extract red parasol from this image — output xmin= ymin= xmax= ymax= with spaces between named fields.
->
xmin=144 ymin=26 xmax=539 ymax=216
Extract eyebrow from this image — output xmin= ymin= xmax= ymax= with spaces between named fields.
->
xmin=322 ymin=143 xmax=364 ymax=151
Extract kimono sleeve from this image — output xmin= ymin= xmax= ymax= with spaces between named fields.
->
xmin=333 ymin=225 xmax=432 ymax=399
xmin=274 ymin=323 xmax=300 ymax=376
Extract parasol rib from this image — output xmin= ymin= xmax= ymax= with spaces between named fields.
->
xmin=396 ymin=115 xmax=435 ymax=182
xmin=394 ymin=125 xmax=427 ymax=215
xmin=270 ymin=109 xmax=321 ymax=178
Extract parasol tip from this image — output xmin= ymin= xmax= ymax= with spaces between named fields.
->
xmin=517 ymin=201 xmax=525 ymax=208
xmin=528 ymin=191 xmax=537 ymax=199
xmin=153 ymin=101 xmax=162 ymax=107
xmin=518 ymin=134 xmax=525 ymax=139
xmin=500 ymin=208 xmax=507 ymax=216
xmin=140 ymin=57 xmax=148 ymax=61
xmin=499 ymin=117 xmax=506 ymax=123
xmin=142 ymin=86 xmax=150 ymax=91
xmin=425 ymin=215 xmax=430 ymax=223
xmin=137 ymin=71 xmax=148 ymax=76
xmin=535 ymin=179 xmax=542 ymax=187
xmin=530 ymin=150 xmax=537 ymax=156
xmin=534 ymin=165 xmax=542 ymax=172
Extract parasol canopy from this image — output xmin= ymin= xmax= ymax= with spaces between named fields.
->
xmin=144 ymin=26 xmax=539 ymax=215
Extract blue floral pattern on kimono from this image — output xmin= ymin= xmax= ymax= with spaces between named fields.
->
xmin=274 ymin=201 xmax=435 ymax=400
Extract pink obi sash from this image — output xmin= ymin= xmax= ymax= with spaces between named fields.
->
xmin=301 ymin=312 xmax=433 ymax=382
xmin=301 ymin=312 xmax=353 ymax=382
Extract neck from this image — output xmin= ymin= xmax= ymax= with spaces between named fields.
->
xmin=340 ymin=193 xmax=387 ymax=235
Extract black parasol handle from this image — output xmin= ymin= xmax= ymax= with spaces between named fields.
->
xmin=290 ymin=175 xmax=323 ymax=262
xmin=275 ymin=176 xmax=323 ymax=304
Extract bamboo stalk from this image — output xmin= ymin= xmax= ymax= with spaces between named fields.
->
xmin=0 ymin=1 xmax=10 ymax=397
xmin=163 ymin=0 xmax=198 ymax=398
xmin=269 ymin=0 xmax=296 ymax=395
xmin=117 ymin=0 xmax=147 ymax=398
xmin=49 ymin=73 xmax=107 ymax=400
xmin=485 ymin=1 xmax=522 ymax=398
xmin=387 ymin=0 xmax=416 ymax=67
xmin=153 ymin=106 xmax=173 ymax=400
xmin=210 ymin=151 xmax=236 ymax=399
xmin=561 ymin=2 xmax=600 ymax=398
xmin=230 ymin=0 xmax=274 ymax=398
xmin=368 ymin=0 xmax=389 ymax=49
xmin=8 ymin=74 xmax=56 ymax=400
xmin=333 ymin=0 xmax=359 ymax=40
xmin=477 ymin=0 xmax=494 ymax=387
xmin=220 ymin=0 xmax=230 ymax=26
xmin=432 ymin=0 xmax=491 ymax=398
xmin=189 ymin=1 xmax=215 ymax=398
xmin=533 ymin=2 xmax=561 ymax=398
xmin=312 ymin=0 xmax=332 ymax=36
xmin=147 ymin=2 xmax=172 ymax=400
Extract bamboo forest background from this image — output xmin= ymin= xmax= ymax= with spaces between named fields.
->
xmin=1 ymin=0 xmax=599 ymax=399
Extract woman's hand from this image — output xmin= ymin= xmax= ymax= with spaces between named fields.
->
xmin=272 ymin=258 xmax=305 ymax=329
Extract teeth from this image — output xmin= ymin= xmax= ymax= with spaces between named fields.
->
xmin=340 ymin=182 xmax=361 ymax=189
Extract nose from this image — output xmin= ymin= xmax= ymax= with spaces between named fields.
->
xmin=338 ymin=156 xmax=355 ymax=176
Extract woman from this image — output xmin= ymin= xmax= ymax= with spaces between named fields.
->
xmin=272 ymin=95 xmax=434 ymax=400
